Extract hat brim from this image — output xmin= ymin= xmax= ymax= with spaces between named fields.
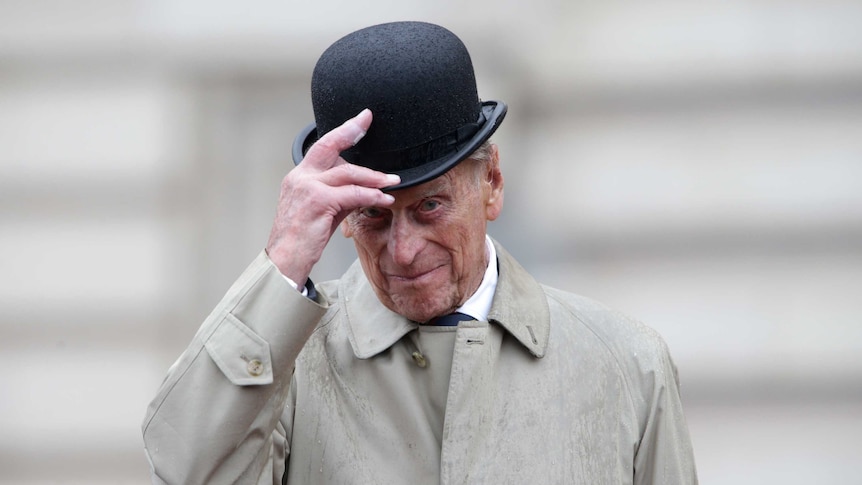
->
xmin=292 ymin=100 xmax=507 ymax=192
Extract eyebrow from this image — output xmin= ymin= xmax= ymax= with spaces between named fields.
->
xmin=416 ymin=178 xmax=450 ymax=199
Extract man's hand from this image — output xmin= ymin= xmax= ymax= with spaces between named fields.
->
xmin=265 ymin=109 xmax=399 ymax=287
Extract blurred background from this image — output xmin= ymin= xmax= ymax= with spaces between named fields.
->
xmin=1 ymin=0 xmax=861 ymax=483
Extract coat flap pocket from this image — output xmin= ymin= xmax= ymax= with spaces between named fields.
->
xmin=205 ymin=312 xmax=273 ymax=386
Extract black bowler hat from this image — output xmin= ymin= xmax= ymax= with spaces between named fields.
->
xmin=291 ymin=21 xmax=507 ymax=191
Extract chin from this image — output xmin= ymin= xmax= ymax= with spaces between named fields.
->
xmin=389 ymin=292 xmax=452 ymax=323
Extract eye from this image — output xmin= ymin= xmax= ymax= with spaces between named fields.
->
xmin=359 ymin=207 xmax=385 ymax=218
xmin=419 ymin=199 xmax=440 ymax=212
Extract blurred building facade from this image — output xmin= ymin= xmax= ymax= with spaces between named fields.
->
xmin=1 ymin=1 xmax=861 ymax=483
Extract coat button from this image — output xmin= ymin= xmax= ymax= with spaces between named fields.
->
xmin=411 ymin=351 xmax=427 ymax=368
xmin=247 ymin=359 xmax=264 ymax=376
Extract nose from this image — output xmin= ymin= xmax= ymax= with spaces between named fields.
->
xmin=387 ymin=215 xmax=425 ymax=267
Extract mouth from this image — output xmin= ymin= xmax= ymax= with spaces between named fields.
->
xmin=386 ymin=264 xmax=445 ymax=284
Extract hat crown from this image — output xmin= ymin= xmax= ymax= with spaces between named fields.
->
xmin=295 ymin=21 xmax=506 ymax=191
xmin=311 ymin=21 xmax=480 ymax=153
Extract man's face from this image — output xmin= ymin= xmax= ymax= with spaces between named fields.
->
xmin=341 ymin=147 xmax=504 ymax=323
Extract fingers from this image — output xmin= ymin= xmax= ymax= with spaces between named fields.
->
xmin=266 ymin=109 xmax=396 ymax=282
xmin=299 ymin=108 xmax=400 ymax=191
xmin=319 ymin=163 xmax=401 ymax=190
xmin=302 ymin=109 xmax=373 ymax=170
xmin=328 ymin=182 xmax=396 ymax=212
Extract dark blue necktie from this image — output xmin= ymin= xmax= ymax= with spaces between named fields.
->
xmin=429 ymin=312 xmax=476 ymax=326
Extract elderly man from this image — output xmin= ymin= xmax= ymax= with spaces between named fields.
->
xmin=142 ymin=21 xmax=697 ymax=484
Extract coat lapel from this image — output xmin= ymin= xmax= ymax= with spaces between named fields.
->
xmin=488 ymin=241 xmax=551 ymax=358
xmin=339 ymin=259 xmax=418 ymax=359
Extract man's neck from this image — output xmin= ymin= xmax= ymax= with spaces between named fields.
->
xmin=454 ymin=235 xmax=498 ymax=321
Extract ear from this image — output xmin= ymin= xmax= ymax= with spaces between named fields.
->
xmin=340 ymin=218 xmax=353 ymax=238
xmin=484 ymin=144 xmax=504 ymax=221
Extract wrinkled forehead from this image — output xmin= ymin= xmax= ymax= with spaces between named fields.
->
xmin=390 ymin=164 xmax=471 ymax=203
xmin=379 ymin=177 xmax=447 ymax=210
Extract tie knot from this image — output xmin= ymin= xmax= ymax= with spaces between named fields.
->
xmin=428 ymin=312 xmax=475 ymax=326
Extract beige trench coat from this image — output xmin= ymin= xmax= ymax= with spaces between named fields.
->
xmin=142 ymin=241 xmax=697 ymax=484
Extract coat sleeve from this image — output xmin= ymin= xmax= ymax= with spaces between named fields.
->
xmin=141 ymin=251 xmax=327 ymax=485
xmin=633 ymin=334 xmax=699 ymax=485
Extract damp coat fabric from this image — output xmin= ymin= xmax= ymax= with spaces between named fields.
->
xmin=142 ymin=240 xmax=698 ymax=484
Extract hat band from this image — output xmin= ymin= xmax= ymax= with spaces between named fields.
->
xmin=344 ymin=107 xmax=487 ymax=172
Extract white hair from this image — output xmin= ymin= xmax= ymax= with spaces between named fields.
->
xmin=462 ymin=140 xmax=496 ymax=186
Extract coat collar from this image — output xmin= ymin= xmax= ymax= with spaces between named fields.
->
xmin=340 ymin=239 xmax=550 ymax=359
xmin=487 ymin=241 xmax=550 ymax=357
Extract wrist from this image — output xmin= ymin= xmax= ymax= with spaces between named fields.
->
xmin=264 ymin=246 xmax=312 ymax=289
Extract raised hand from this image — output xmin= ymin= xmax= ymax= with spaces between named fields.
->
xmin=265 ymin=109 xmax=400 ymax=287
